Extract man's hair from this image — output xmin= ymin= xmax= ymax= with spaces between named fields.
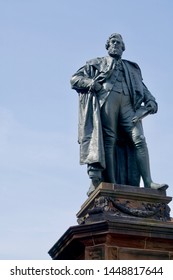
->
xmin=105 ymin=33 xmax=125 ymax=51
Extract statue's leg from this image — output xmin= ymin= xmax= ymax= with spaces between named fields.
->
xmin=87 ymin=163 xmax=103 ymax=196
xmin=101 ymin=91 xmax=120 ymax=183
xmin=120 ymin=97 xmax=167 ymax=190
xmin=130 ymin=123 xmax=167 ymax=189
xmin=87 ymin=163 xmax=103 ymax=184
xmin=131 ymin=123 xmax=152 ymax=187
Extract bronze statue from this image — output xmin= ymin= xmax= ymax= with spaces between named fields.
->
xmin=70 ymin=33 xmax=167 ymax=195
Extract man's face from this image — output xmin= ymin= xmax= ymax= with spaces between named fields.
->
xmin=107 ymin=37 xmax=124 ymax=58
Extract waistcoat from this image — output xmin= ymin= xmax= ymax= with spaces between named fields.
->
xmin=108 ymin=61 xmax=129 ymax=95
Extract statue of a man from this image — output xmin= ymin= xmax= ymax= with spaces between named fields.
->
xmin=70 ymin=33 xmax=167 ymax=195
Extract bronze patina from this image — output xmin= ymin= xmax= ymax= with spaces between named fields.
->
xmin=70 ymin=33 xmax=167 ymax=195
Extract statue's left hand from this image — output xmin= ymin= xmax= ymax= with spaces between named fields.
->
xmin=146 ymin=100 xmax=158 ymax=114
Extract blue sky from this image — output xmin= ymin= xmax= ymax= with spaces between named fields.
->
xmin=0 ymin=0 xmax=173 ymax=259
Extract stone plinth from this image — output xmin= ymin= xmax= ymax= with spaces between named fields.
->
xmin=77 ymin=183 xmax=172 ymax=224
xmin=48 ymin=183 xmax=173 ymax=260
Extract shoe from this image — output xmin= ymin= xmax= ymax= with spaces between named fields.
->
xmin=87 ymin=183 xmax=96 ymax=196
xmin=149 ymin=182 xmax=168 ymax=191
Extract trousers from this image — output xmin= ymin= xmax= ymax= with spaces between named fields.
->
xmin=89 ymin=90 xmax=152 ymax=187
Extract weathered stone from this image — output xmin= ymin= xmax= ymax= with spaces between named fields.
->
xmin=77 ymin=183 xmax=172 ymax=224
xmin=48 ymin=184 xmax=173 ymax=260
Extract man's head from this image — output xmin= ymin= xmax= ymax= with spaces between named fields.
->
xmin=105 ymin=33 xmax=125 ymax=58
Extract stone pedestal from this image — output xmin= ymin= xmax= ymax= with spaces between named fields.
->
xmin=48 ymin=183 xmax=173 ymax=260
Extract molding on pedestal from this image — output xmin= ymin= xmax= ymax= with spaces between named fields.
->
xmin=48 ymin=219 xmax=173 ymax=259
xmin=77 ymin=183 xmax=172 ymax=224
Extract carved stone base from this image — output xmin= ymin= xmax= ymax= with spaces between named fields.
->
xmin=48 ymin=183 xmax=173 ymax=260
xmin=77 ymin=183 xmax=172 ymax=224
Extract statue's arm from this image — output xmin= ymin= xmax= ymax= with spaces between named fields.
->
xmin=70 ymin=63 xmax=102 ymax=93
xmin=70 ymin=65 xmax=94 ymax=93
xmin=142 ymin=83 xmax=158 ymax=113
